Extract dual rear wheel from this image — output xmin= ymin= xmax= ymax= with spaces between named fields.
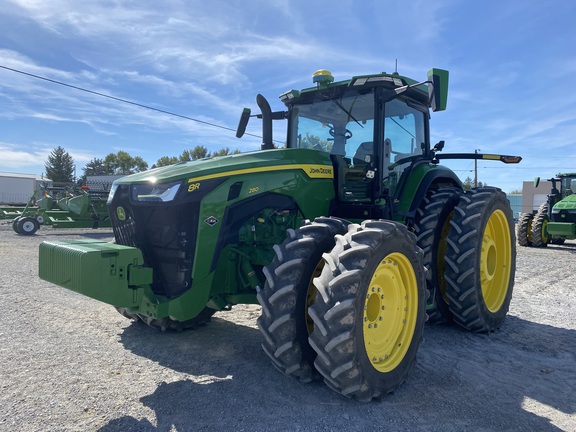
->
xmin=528 ymin=203 xmax=565 ymax=247
xmin=260 ymin=218 xmax=426 ymax=401
xmin=259 ymin=187 xmax=516 ymax=401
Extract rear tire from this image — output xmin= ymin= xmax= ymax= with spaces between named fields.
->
xmin=516 ymin=213 xmax=533 ymax=246
xmin=257 ymin=217 xmax=349 ymax=383
xmin=531 ymin=203 xmax=549 ymax=247
xmin=414 ymin=188 xmax=461 ymax=325
xmin=445 ymin=188 xmax=515 ymax=332
xmin=309 ymin=220 xmax=426 ymax=401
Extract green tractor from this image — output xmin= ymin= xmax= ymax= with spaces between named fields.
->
xmin=518 ymin=173 xmax=576 ymax=247
xmin=39 ymin=68 xmax=521 ymax=401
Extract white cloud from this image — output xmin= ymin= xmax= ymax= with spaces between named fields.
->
xmin=0 ymin=142 xmax=51 ymax=169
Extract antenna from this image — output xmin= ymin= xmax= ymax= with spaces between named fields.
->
xmin=395 ymin=59 xmax=398 ymax=74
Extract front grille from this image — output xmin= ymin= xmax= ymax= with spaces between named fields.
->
xmin=552 ymin=210 xmax=576 ymax=224
xmin=109 ymin=184 xmax=199 ymax=298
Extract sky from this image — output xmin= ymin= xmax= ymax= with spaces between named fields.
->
xmin=1 ymin=0 xmax=575 ymax=193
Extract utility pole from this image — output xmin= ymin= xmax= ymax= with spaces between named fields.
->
xmin=474 ymin=149 xmax=480 ymax=187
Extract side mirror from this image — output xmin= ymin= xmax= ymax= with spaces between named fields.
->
xmin=427 ymin=68 xmax=449 ymax=112
xmin=236 ymin=108 xmax=251 ymax=138
xmin=534 ymin=176 xmax=540 ymax=188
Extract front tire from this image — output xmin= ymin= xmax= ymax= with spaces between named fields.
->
xmin=531 ymin=203 xmax=549 ymax=247
xmin=139 ymin=307 xmax=217 ymax=331
xmin=551 ymin=238 xmax=566 ymax=245
xmin=445 ymin=188 xmax=515 ymax=332
xmin=516 ymin=213 xmax=533 ymax=246
xmin=115 ymin=307 xmax=217 ymax=331
xmin=309 ymin=220 xmax=426 ymax=401
xmin=257 ymin=217 xmax=349 ymax=383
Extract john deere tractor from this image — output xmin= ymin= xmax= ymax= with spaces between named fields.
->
xmin=39 ymin=68 xmax=521 ymax=401
xmin=518 ymin=173 xmax=576 ymax=247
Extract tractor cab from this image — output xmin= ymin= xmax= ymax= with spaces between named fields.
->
xmin=237 ymin=68 xmax=452 ymax=221
xmin=558 ymin=174 xmax=576 ymax=198
xmin=551 ymin=174 xmax=576 ymax=225
xmin=284 ymin=77 xmax=428 ymax=211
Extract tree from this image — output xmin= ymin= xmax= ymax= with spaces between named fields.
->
xmin=212 ymin=147 xmax=231 ymax=158
xmin=462 ymin=176 xmax=484 ymax=190
xmin=300 ymin=133 xmax=332 ymax=152
xmin=184 ymin=146 xmax=210 ymax=161
xmin=156 ymin=156 xmax=179 ymax=167
xmin=155 ymin=146 xmax=243 ymax=168
xmin=45 ymin=146 xmax=75 ymax=183
xmin=103 ymin=151 xmax=148 ymax=175
xmin=462 ymin=176 xmax=473 ymax=190
xmin=82 ymin=158 xmax=107 ymax=178
xmin=178 ymin=146 xmax=240 ymax=162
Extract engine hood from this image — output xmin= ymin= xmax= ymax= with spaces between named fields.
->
xmin=113 ymin=148 xmax=333 ymax=185
xmin=553 ymin=193 xmax=576 ymax=211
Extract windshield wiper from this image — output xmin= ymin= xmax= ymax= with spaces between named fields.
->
xmin=330 ymin=98 xmax=364 ymax=129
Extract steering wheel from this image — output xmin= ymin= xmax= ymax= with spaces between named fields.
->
xmin=329 ymin=127 xmax=353 ymax=140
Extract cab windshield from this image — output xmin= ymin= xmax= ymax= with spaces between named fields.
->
xmin=289 ymin=91 xmax=374 ymax=160
xmin=289 ymin=89 xmax=427 ymax=201
xmin=289 ymin=91 xmax=426 ymax=164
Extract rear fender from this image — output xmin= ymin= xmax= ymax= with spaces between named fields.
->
xmin=394 ymin=164 xmax=462 ymax=222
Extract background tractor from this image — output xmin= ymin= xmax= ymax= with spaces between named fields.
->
xmin=39 ymin=68 xmax=521 ymax=401
xmin=518 ymin=173 xmax=576 ymax=247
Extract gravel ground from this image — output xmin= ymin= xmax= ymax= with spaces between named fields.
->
xmin=1 ymin=223 xmax=575 ymax=432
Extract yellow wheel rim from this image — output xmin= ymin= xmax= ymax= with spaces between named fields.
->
xmin=541 ymin=219 xmax=549 ymax=243
xmin=363 ymin=252 xmax=418 ymax=372
xmin=305 ymin=260 xmax=324 ymax=336
xmin=481 ymin=209 xmax=512 ymax=312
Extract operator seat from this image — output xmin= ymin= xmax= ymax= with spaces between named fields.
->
xmin=353 ymin=142 xmax=373 ymax=165
xmin=353 ymin=139 xmax=391 ymax=166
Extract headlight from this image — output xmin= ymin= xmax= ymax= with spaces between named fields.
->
xmin=131 ymin=180 xmax=182 ymax=202
xmin=107 ymin=183 xmax=119 ymax=204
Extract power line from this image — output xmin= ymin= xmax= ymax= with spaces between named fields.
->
xmin=0 ymin=64 xmax=264 ymax=140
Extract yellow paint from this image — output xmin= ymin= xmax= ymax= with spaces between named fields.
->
xmin=187 ymin=164 xmax=333 ymax=184
xmin=188 ymin=183 xmax=200 ymax=192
